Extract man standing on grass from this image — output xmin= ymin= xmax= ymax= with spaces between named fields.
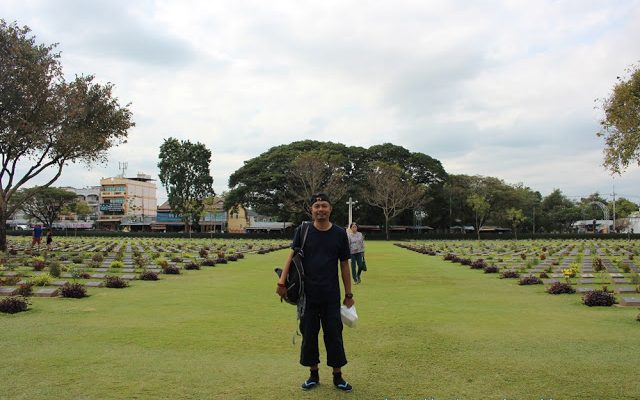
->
xmin=276 ymin=192 xmax=355 ymax=392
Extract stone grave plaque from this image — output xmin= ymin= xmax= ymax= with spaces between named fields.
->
xmin=2 ymin=271 xmax=20 ymax=277
xmin=84 ymin=281 xmax=103 ymax=288
xmin=121 ymin=274 xmax=136 ymax=280
xmin=34 ymin=288 xmax=59 ymax=297
xmin=612 ymin=278 xmax=628 ymax=284
xmin=122 ymin=268 xmax=135 ymax=273
xmin=576 ymin=287 xmax=593 ymax=293
xmin=579 ymin=279 xmax=594 ymax=285
xmin=0 ymin=287 xmax=18 ymax=296
xmin=51 ymin=280 xmax=69 ymax=286
xmin=581 ymin=273 xmax=595 ymax=278
xmin=619 ymin=297 xmax=640 ymax=307
xmin=610 ymin=273 xmax=624 ymax=278
xmin=95 ymin=268 xmax=108 ymax=272
xmin=615 ymin=287 xmax=637 ymax=294
xmin=90 ymin=273 xmax=106 ymax=279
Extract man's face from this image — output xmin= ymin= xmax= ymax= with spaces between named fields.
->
xmin=311 ymin=200 xmax=332 ymax=222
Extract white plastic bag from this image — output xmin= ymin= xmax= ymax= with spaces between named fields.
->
xmin=340 ymin=305 xmax=358 ymax=328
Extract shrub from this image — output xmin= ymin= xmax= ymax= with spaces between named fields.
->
xmin=32 ymin=257 xmax=46 ymax=271
xmin=60 ymin=283 xmax=87 ymax=298
xmin=637 ymin=313 xmax=640 ymax=322
xmin=470 ymin=259 xmax=487 ymax=269
xmin=184 ymin=261 xmax=200 ymax=270
xmin=519 ymin=276 xmax=543 ymax=285
xmin=48 ymin=261 xmax=61 ymax=278
xmin=71 ymin=257 xmax=84 ymax=264
xmin=16 ymin=283 xmax=33 ymax=296
xmin=201 ymin=258 xmax=216 ymax=266
xmin=227 ymin=255 xmax=238 ymax=262
xmin=163 ymin=265 xmax=181 ymax=275
xmin=110 ymin=260 xmax=124 ymax=269
xmin=237 ymin=253 xmax=244 ymax=259
xmin=170 ymin=256 xmax=183 ymax=263
xmin=539 ymin=272 xmax=549 ymax=279
xmin=483 ymin=265 xmax=499 ymax=273
xmin=562 ymin=264 xmax=580 ymax=280
xmin=104 ymin=275 xmax=128 ymax=288
xmin=139 ymin=271 xmax=159 ymax=281
xmin=216 ymin=258 xmax=228 ymax=264
xmin=30 ymin=274 xmax=53 ymax=287
xmin=156 ymin=258 xmax=169 ymax=269
xmin=199 ymin=248 xmax=209 ymax=258
xmin=500 ymin=270 xmax=520 ymax=279
xmin=547 ymin=282 xmax=576 ymax=294
xmin=0 ymin=296 xmax=29 ymax=314
xmin=582 ymin=289 xmax=616 ymax=307
xmin=459 ymin=258 xmax=472 ymax=266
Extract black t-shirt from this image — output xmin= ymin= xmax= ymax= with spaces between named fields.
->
xmin=291 ymin=222 xmax=350 ymax=303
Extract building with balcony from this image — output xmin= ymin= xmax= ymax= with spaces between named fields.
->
xmin=97 ymin=173 xmax=157 ymax=230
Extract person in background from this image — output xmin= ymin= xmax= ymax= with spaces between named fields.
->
xmin=31 ymin=224 xmax=43 ymax=250
xmin=348 ymin=222 xmax=365 ymax=284
xmin=46 ymin=229 xmax=53 ymax=250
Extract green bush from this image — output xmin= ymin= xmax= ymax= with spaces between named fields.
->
xmin=139 ymin=271 xmax=159 ymax=281
xmin=547 ymin=282 xmax=576 ymax=295
xmin=48 ymin=261 xmax=61 ymax=278
xmin=104 ymin=276 xmax=128 ymax=288
xmin=519 ymin=276 xmax=543 ymax=285
xmin=29 ymin=274 xmax=53 ymax=287
xmin=0 ymin=296 xmax=29 ymax=314
xmin=582 ymin=289 xmax=616 ymax=307
xmin=60 ymin=283 xmax=88 ymax=298
xmin=110 ymin=260 xmax=124 ymax=269
xmin=16 ymin=283 xmax=33 ymax=296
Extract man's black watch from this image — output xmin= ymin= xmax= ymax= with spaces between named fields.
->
xmin=345 ymin=293 xmax=353 ymax=299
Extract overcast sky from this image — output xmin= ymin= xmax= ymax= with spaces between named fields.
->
xmin=3 ymin=0 xmax=640 ymax=204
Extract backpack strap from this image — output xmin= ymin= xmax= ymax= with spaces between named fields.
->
xmin=299 ymin=221 xmax=310 ymax=257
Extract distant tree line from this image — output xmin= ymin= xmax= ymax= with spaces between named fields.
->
xmin=224 ymin=140 xmax=640 ymax=236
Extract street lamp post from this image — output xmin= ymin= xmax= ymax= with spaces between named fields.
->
xmin=346 ymin=197 xmax=358 ymax=227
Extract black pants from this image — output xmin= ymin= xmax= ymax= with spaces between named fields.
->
xmin=299 ymin=300 xmax=347 ymax=368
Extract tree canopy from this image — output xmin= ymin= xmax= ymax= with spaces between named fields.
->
xmin=598 ymin=63 xmax=640 ymax=174
xmin=157 ymin=137 xmax=214 ymax=233
xmin=0 ymin=20 xmax=134 ymax=250
xmin=225 ymin=140 xmax=447 ymax=226
xmin=11 ymin=187 xmax=77 ymax=228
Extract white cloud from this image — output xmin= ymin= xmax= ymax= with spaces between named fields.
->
xmin=3 ymin=0 xmax=640 ymax=202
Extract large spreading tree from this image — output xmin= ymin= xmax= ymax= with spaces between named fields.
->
xmin=0 ymin=20 xmax=133 ymax=251
xmin=225 ymin=140 xmax=447 ymax=227
xmin=157 ymin=138 xmax=214 ymax=234
xmin=598 ymin=63 xmax=640 ymax=174
xmin=11 ymin=187 xmax=77 ymax=228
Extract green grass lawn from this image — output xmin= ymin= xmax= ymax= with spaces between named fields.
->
xmin=2 ymin=241 xmax=639 ymax=399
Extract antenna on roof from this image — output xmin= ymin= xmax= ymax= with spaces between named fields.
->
xmin=118 ymin=162 xmax=128 ymax=178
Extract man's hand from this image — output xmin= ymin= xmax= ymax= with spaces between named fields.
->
xmin=343 ymin=297 xmax=355 ymax=308
xmin=276 ymin=283 xmax=287 ymax=298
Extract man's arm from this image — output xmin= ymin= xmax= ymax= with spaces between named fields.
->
xmin=276 ymin=250 xmax=295 ymax=298
xmin=340 ymin=259 xmax=354 ymax=307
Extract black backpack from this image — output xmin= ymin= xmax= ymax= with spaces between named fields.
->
xmin=275 ymin=222 xmax=310 ymax=305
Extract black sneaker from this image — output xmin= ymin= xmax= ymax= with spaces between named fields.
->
xmin=301 ymin=375 xmax=319 ymax=391
xmin=333 ymin=374 xmax=353 ymax=392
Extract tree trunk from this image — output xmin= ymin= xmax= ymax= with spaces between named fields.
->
xmin=0 ymin=204 xmax=7 ymax=252
xmin=384 ymin=212 xmax=390 ymax=241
